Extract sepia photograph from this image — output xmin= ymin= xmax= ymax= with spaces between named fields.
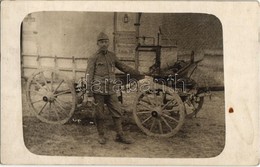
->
xmin=1 ymin=1 xmax=259 ymax=165
xmin=21 ymin=12 xmax=225 ymax=158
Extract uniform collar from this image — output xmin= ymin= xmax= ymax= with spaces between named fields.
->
xmin=97 ymin=49 xmax=108 ymax=55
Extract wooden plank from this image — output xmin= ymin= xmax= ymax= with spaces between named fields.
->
xmin=74 ymin=57 xmax=88 ymax=60
xmin=115 ymin=31 xmax=136 ymax=44
xmin=22 ymin=54 xmax=38 ymax=58
xmin=23 ymin=66 xmax=38 ymax=69
xmin=22 ymin=54 xmax=88 ymax=60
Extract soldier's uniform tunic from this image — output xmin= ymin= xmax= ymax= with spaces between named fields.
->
xmin=86 ymin=49 xmax=140 ymax=137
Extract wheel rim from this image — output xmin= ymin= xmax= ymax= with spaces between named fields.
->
xmin=133 ymin=85 xmax=185 ymax=137
xmin=26 ymin=69 xmax=76 ymax=124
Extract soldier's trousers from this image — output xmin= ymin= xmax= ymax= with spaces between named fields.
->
xmin=93 ymin=93 xmax=123 ymax=136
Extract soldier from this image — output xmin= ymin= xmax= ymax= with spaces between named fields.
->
xmin=86 ymin=32 xmax=142 ymax=144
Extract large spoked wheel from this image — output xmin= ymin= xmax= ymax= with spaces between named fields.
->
xmin=26 ymin=68 xmax=76 ymax=124
xmin=133 ymin=85 xmax=185 ymax=137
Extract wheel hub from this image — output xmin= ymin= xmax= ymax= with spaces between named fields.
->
xmin=42 ymin=96 xmax=48 ymax=102
xmin=151 ymin=111 xmax=158 ymax=117
xmin=151 ymin=107 xmax=162 ymax=118
xmin=42 ymin=92 xmax=55 ymax=102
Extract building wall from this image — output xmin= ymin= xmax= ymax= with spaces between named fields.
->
xmin=22 ymin=12 xmax=223 ymax=86
xmin=27 ymin=12 xmax=114 ymax=57
xmin=162 ymin=13 xmax=223 ymax=51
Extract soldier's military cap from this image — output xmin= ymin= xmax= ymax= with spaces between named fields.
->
xmin=97 ymin=32 xmax=109 ymax=41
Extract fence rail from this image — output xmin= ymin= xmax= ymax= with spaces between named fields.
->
xmin=21 ymin=54 xmax=136 ymax=80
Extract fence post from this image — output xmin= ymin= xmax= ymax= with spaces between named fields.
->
xmin=53 ymin=55 xmax=57 ymax=80
xmin=72 ymin=56 xmax=76 ymax=81
xmin=54 ymin=55 xmax=57 ymax=71
xmin=37 ymin=55 xmax=41 ymax=68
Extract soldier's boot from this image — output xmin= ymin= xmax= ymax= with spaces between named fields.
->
xmin=113 ymin=118 xmax=134 ymax=144
xmin=96 ymin=119 xmax=106 ymax=145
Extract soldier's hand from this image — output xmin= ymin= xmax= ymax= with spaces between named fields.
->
xmin=87 ymin=96 xmax=95 ymax=102
xmin=86 ymin=96 xmax=97 ymax=106
xmin=139 ymin=71 xmax=149 ymax=76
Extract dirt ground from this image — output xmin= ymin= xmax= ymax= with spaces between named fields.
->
xmin=22 ymin=88 xmax=225 ymax=158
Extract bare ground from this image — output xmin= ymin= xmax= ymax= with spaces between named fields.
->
xmin=22 ymin=90 xmax=225 ymax=158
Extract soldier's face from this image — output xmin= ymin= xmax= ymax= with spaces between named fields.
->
xmin=97 ymin=40 xmax=109 ymax=51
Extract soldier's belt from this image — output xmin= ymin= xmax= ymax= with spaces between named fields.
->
xmin=93 ymin=77 xmax=117 ymax=83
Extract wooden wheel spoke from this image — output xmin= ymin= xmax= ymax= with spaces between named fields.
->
xmin=38 ymin=102 xmax=48 ymax=115
xmin=40 ymin=72 xmax=50 ymax=91
xmin=137 ymin=111 xmax=151 ymax=115
xmin=153 ymin=90 xmax=158 ymax=106
xmin=55 ymin=97 xmax=69 ymax=105
xmin=162 ymin=100 xmax=174 ymax=110
xmin=56 ymin=98 xmax=72 ymax=109
xmin=53 ymin=79 xmax=64 ymax=93
xmin=28 ymin=90 xmax=45 ymax=96
xmin=165 ymin=94 xmax=178 ymax=103
xmin=155 ymin=93 xmax=160 ymax=106
xmin=32 ymin=99 xmax=43 ymax=104
xmin=54 ymin=89 xmax=71 ymax=96
xmin=52 ymin=103 xmax=61 ymax=121
xmin=157 ymin=91 xmax=164 ymax=106
xmin=162 ymin=92 xmax=167 ymax=105
xmin=163 ymin=106 xmax=180 ymax=113
xmin=150 ymin=119 xmax=156 ymax=131
xmin=141 ymin=115 xmax=152 ymax=124
xmin=171 ymin=100 xmax=178 ymax=106
xmin=50 ymin=72 xmax=54 ymax=92
xmin=33 ymin=78 xmax=46 ymax=91
xmin=139 ymin=98 xmax=151 ymax=106
xmin=54 ymin=98 xmax=67 ymax=112
xmin=158 ymin=120 xmax=163 ymax=134
xmin=162 ymin=114 xmax=179 ymax=123
xmin=144 ymin=93 xmax=155 ymax=106
xmin=161 ymin=117 xmax=173 ymax=131
xmin=138 ymin=101 xmax=154 ymax=111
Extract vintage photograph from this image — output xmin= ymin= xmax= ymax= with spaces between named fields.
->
xmin=21 ymin=12 xmax=225 ymax=158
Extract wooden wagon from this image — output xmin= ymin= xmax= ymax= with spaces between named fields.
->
xmin=24 ymin=30 xmax=213 ymax=137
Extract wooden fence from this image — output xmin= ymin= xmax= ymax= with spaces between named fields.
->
xmin=21 ymin=54 xmax=136 ymax=81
